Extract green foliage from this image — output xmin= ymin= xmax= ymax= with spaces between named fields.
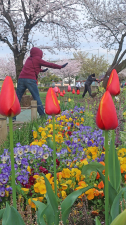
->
xmin=39 ymin=72 xmax=61 ymax=87
xmin=82 ymin=161 xmax=105 ymax=176
xmin=73 ymin=51 xmax=109 ymax=79
xmin=110 ymin=209 xmax=126 ymax=225
xmin=1 ymin=202 xmax=25 ymax=225
xmin=108 ymin=140 xmax=121 ymax=191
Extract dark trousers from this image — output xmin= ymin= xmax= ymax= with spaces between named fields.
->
xmin=13 ymin=78 xmax=45 ymax=121
xmin=82 ymin=84 xmax=92 ymax=98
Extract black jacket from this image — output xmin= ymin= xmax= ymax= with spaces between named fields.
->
xmin=85 ymin=74 xmax=97 ymax=86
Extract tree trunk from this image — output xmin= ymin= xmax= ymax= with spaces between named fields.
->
xmin=14 ymin=54 xmax=25 ymax=82
xmin=103 ymin=59 xmax=126 ymax=88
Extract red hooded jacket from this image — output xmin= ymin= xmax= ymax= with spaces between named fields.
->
xmin=19 ymin=47 xmax=62 ymax=80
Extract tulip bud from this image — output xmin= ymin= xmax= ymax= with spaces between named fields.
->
xmin=45 ymin=88 xmax=61 ymax=115
xmin=0 ymin=76 xmax=21 ymax=117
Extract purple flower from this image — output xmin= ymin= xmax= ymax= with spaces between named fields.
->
xmin=1 ymin=174 xmax=8 ymax=184
xmin=87 ymin=140 xmax=93 ymax=147
xmin=0 ymin=187 xmax=5 ymax=197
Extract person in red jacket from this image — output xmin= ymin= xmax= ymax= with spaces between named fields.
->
xmin=13 ymin=47 xmax=68 ymax=121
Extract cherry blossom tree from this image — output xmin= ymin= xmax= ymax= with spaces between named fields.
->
xmin=51 ymin=59 xmax=81 ymax=84
xmin=0 ymin=56 xmax=16 ymax=79
xmin=81 ymin=0 xmax=126 ymax=86
xmin=0 ymin=0 xmax=84 ymax=81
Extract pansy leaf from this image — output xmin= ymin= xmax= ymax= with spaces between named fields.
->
xmin=108 ymin=140 xmax=121 ymax=191
xmin=97 ymin=169 xmax=117 ymax=207
xmin=61 ymin=185 xmax=93 ymax=225
xmin=46 ymin=137 xmax=53 ymax=149
xmin=82 ymin=161 xmax=105 ymax=176
xmin=110 ymin=209 xmax=126 ymax=225
xmin=111 ymin=187 xmax=126 ymax=221
xmin=2 ymin=202 xmax=25 ymax=225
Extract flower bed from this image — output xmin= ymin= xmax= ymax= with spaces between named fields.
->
xmin=1 ymin=104 xmax=126 ymax=222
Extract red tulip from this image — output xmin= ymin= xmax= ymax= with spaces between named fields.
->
xmin=72 ymin=89 xmax=75 ymax=94
xmin=68 ymin=85 xmax=71 ymax=92
xmin=58 ymin=88 xmax=60 ymax=93
xmin=96 ymin=91 xmax=118 ymax=130
xmin=53 ymin=87 xmax=58 ymax=93
xmin=56 ymin=93 xmax=59 ymax=97
xmin=77 ymin=89 xmax=80 ymax=95
xmin=45 ymin=88 xmax=61 ymax=115
xmin=60 ymin=92 xmax=64 ymax=97
xmin=0 ymin=76 xmax=21 ymax=117
xmin=106 ymin=69 xmax=120 ymax=96
xmin=63 ymin=90 xmax=65 ymax=95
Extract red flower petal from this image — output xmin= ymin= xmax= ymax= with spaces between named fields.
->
xmin=96 ymin=91 xmax=118 ymax=130
xmin=106 ymin=69 xmax=120 ymax=96
xmin=0 ymin=76 xmax=21 ymax=116
xmin=77 ymin=90 xmax=80 ymax=95
xmin=45 ymin=88 xmax=61 ymax=115
xmin=72 ymin=89 xmax=75 ymax=94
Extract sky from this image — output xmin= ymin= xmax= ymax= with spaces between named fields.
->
xmin=0 ymin=35 xmax=117 ymax=65
xmin=0 ymin=27 xmax=125 ymax=66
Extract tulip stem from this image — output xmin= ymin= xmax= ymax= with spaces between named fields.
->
xmin=9 ymin=117 xmax=17 ymax=209
xmin=112 ymin=96 xmax=116 ymax=189
xmin=105 ymin=130 xmax=109 ymax=225
xmin=52 ymin=115 xmax=57 ymax=196
xmin=112 ymin=129 xmax=116 ymax=189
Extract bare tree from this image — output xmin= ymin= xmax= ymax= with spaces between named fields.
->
xmin=81 ymin=0 xmax=126 ymax=87
xmin=0 ymin=0 xmax=84 ymax=80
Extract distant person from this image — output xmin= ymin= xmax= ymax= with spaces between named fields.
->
xmin=76 ymin=81 xmax=81 ymax=91
xmin=82 ymin=73 xmax=99 ymax=98
xmin=52 ymin=80 xmax=55 ymax=88
xmin=13 ymin=47 xmax=68 ymax=121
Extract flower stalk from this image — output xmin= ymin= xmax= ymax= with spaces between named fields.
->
xmin=9 ymin=117 xmax=17 ymax=209
xmin=52 ymin=115 xmax=57 ymax=196
xmin=105 ymin=130 xmax=109 ymax=225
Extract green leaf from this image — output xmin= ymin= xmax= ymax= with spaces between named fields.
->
xmin=43 ymin=174 xmax=59 ymax=225
xmin=0 ymin=208 xmax=5 ymax=220
xmin=97 ymin=169 xmax=117 ymax=207
xmin=111 ymin=187 xmax=126 ymax=221
xmin=40 ymin=204 xmax=55 ymax=225
xmin=46 ymin=137 xmax=54 ymax=149
xmin=82 ymin=161 xmax=105 ymax=176
xmin=95 ymin=216 xmax=102 ymax=225
xmin=61 ymin=185 xmax=93 ymax=225
xmin=32 ymin=201 xmax=47 ymax=225
xmin=110 ymin=209 xmax=126 ymax=225
xmin=108 ymin=140 xmax=121 ymax=191
xmin=2 ymin=202 xmax=25 ymax=225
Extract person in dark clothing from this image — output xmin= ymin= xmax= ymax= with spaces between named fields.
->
xmin=13 ymin=47 xmax=68 ymax=121
xmin=82 ymin=73 xmax=99 ymax=98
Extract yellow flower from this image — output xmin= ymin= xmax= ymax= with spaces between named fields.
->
xmin=81 ymin=118 xmax=84 ymax=122
xmin=21 ymin=188 xmax=29 ymax=194
xmin=68 ymin=98 xmax=71 ymax=102
xmin=34 ymin=183 xmax=40 ymax=193
xmin=38 ymin=127 xmax=43 ymax=132
xmin=62 ymin=168 xmax=71 ymax=178
xmin=27 ymin=166 xmax=31 ymax=174
xmin=5 ymin=190 xmax=9 ymax=197
xmin=61 ymin=191 xmax=67 ymax=199
xmin=28 ymin=198 xmax=37 ymax=209
xmin=85 ymin=189 xmax=95 ymax=200
xmin=33 ymin=131 xmax=37 ymax=139
xmin=58 ymin=100 xmax=60 ymax=104
xmin=60 ymin=183 xmax=68 ymax=190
